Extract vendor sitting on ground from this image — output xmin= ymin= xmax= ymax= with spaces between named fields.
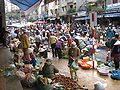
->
xmin=39 ymin=59 xmax=59 ymax=79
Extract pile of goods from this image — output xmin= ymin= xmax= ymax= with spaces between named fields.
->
xmin=78 ymin=56 xmax=98 ymax=69
xmin=52 ymin=74 xmax=88 ymax=90
xmin=78 ymin=59 xmax=91 ymax=69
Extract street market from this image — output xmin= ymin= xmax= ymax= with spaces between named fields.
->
xmin=0 ymin=0 xmax=120 ymax=90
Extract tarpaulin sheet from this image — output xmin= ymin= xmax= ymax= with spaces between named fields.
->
xmin=9 ymin=0 xmax=41 ymax=14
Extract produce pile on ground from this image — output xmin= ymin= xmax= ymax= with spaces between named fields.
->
xmin=52 ymin=74 xmax=88 ymax=90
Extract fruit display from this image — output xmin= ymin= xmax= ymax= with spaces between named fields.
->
xmin=52 ymin=74 xmax=88 ymax=90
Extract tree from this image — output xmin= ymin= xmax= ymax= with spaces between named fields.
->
xmin=67 ymin=8 xmax=76 ymax=14
xmin=85 ymin=0 xmax=105 ymax=13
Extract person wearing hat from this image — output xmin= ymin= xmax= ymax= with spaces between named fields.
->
xmin=19 ymin=30 xmax=30 ymax=55
xmin=111 ymin=34 xmax=120 ymax=70
xmin=39 ymin=59 xmax=59 ymax=79
xmin=49 ymin=34 xmax=58 ymax=57
xmin=68 ymin=42 xmax=80 ymax=80
xmin=67 ymin=35 xmax=72 ymax=47
xmin=110 ymin=33 xmax=120 ymax=49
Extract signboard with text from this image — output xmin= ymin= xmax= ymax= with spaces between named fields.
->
xmin=90 ymin=12 xmax=97 ymax=27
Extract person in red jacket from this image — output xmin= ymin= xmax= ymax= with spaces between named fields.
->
xmin=68 ymin=35 xmax=72 ymax=47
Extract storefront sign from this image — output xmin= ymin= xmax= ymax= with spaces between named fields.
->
xmin=77 ymin=11 xmax=86 ymax=16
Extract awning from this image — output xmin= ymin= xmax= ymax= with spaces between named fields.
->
xmin=104 ymin=12 xmax=120 ymax=17
xmin=77 ymin=11 xmax=87 ymax=17
xmin=9 ymin=0 xmax=42 ymax=15
xmin=75 ymin=16 xmax=89 ymax=20
xmin=75 ymin=12 xmax=120 ymax=21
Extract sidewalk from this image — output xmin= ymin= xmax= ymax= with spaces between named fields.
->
xmin=0 ymin=47 xmax=23 ymax=90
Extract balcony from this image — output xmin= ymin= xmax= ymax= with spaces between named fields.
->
xmin=67 ymin=0 xmax=73 ymax=4
xmin=87 ymin=0 xmax=97 ymax=3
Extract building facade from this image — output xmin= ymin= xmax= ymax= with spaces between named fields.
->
xmin=39 ymin=0 xmax=120 ymax=25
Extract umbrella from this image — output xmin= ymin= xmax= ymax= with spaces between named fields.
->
xmin=33 ymin=21 xmax=47 ymax=25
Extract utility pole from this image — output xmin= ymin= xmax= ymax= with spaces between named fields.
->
xmin=0 ymin=0 xmax=6 ymax=29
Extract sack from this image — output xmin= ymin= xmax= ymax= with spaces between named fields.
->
xmin=94 ymin=81 xmax=107 ymax=90
xmin=70 ymin=61 xmax=79 ymax=70
xmin=23 ymin=73 xmax=36 ymax=87
xmin=111 ymin=70 xmax=120 ymax=80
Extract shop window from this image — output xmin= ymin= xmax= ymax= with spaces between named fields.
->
xmin=113 ymin=0 xmax=118 ymax=3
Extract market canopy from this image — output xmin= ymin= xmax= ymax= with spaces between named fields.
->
xmin=9 ymin=0 xmax=42 ymax=14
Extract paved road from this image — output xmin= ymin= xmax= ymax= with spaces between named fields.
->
xmin=23 ymin=48 xmax=108 ymax=90
xmin=1 ymin=47 xmax=119 ymax=90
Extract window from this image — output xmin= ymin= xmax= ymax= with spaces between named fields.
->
xmin=70 ymin=5 xmax=73 ymax=8
xmin=55 ymin=9 xmax=57 ymax=14
xmin=55 ymin=0 xmax=58 ymax=5
xmin=65 ymin=6 xmax=67 ymax=11
xmin=62 ymin=7 xmax=64 ymax=12
xmin=113 ymin=0 xmax=118 ymax=3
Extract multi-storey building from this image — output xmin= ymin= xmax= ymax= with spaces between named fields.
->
xmin=59 ymin=0 xmax=67 ymax=16
xmin=40 ymin=0 xmax=76 ymax=23
xmin=40 ymin=0 xmax=60 ymax=22
xmin=57 ymin=0 xmax=76 ymax=23
xmin=40 ymin=0 xmax=120 ymax=25
xmin=75 ymin=0 xmax=120 ymax=25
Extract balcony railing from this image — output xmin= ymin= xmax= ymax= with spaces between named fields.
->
xmin=67 ymin=0 xmax=73 ymax=3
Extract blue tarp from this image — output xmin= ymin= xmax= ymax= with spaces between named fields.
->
xmin=10 ymin=0 xmax=41 ymax=11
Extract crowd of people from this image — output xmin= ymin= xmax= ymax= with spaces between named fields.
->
xmin=0 ymin=22 xmax=120 ymax=83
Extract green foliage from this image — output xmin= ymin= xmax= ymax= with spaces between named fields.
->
xmin=86 ymin=2 xmax=104 ymax=12
xmin=67 ymin=8 xmax=76 ymax=14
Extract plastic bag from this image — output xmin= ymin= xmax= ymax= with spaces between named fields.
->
xmin=71 ymin=61 xmax=79 ymax=70
xmin=111 ymin=70 xmax=120 ymax=80
xmin=94 ymin=81 xmax=107 ymax=90
xmin=16 ymin=71 xmax=26 ymax=79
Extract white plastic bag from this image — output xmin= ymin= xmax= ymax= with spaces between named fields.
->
xmin=71 ymin=61 xmax=79 ymax=70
